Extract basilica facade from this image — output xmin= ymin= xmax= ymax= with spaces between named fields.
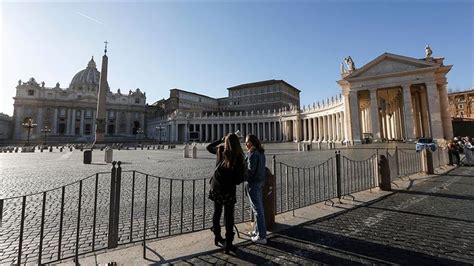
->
xmin=12 ymin=57 xmax=146 ymax=142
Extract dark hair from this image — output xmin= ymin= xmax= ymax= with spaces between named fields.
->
xmin=246 ymin=134 xmax=264 ymax=154
xmin=223 ymin=133 xmax=244 ymax=168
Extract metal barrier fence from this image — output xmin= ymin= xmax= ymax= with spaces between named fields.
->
xmin=274 ymin=158 xmax=336 ymax=214
xmin=339 ymin=152 xmax=378 ymax=196
xmin=0 ymin=147 xmax=450 ymax=264
xmin=397 ymin=149 xmax=422 ymax=176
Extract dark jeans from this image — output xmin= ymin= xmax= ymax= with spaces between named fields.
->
xmin=212 ymin=202 xmax=235 ymax=237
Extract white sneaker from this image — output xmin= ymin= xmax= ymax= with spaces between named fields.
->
xmin=251 ymin=235 xmax=267 ymax=244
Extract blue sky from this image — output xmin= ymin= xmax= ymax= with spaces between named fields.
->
xmin=1 ymin=1 xmax=473 ymax=116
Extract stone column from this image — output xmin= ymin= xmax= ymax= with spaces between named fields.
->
xmin=335 ymin=113 xmax=340 ymax=142
xmin=322 ymin=116 xmax=327 ymax=141
xmin=342 ymin=93 xmax=352 ymax=144
xmin=115 ymin=110 xmax=119 ymax=135
xmin=273 ymin=122 xmax=277 ymax=141
xmin=369 ymin=89 xmax=380 ymax=141
xmin=426 ymin=82 xmax=444 ymax=140
xmin=303 ymin=119 xmax=308 ymax=141
xmin=438 ymin=83 xmax=453 ymax=139
xmin=66 ymin=109 xmax=71 ymax=135
xmin=308 ymin=119 xmax=313 ymax=142
xmin=349 ymin=91 xmax=361 ymax=143
xmin=53 ymin=108 xmax=58 ymax=135
xmin=295 ymin=119 xmax=301 ymax=142
xmin=262 ymin=122 xmax=266 ymax=141
xmin=80 ymin=109 xmax=85 ymax=136
xmin=402 ymin=85 xmax=415 ymax=141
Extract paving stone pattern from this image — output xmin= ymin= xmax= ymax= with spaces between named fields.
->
xmin=175 ymin=166 xmax=474 ymax=265
xmin=0 ymin=143 xmax=412 ymax=264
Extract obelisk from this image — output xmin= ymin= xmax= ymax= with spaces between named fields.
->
xmin=94 ymin=41 xmax=109 ymax=144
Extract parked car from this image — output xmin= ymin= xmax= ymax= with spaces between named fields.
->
xmin=362 ymin=133 xmax=373 ymax=144
xmin=415 ymin=137 xmax=437 ymax=152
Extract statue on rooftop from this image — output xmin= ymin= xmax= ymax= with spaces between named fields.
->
xmin=425 ymin=45 xmax=432 ymax=58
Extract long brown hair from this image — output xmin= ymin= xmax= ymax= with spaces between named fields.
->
xmin=222 ymin=133 xmax=244 ymax=168
xmin=246 ymin=134 xmax=265 ymax=154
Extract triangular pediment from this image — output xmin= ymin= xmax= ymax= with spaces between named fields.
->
xmin=345 ymin=53 xmax=438 ymax=79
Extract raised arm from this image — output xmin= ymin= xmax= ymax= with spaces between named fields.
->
xmin=206 ymin=139 xmax=223 ymax=155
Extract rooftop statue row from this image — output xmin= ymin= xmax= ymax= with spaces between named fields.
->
xmin=17 ymin=78 xmax=145 ymax=98
xmin=302 ymin=94 xmax=343 ymax=113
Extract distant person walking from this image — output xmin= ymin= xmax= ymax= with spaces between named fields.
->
xmin=245 ymin=134 xmax=267 ymax=244
xmin=206 ymin=133 xmax=246 ymax=254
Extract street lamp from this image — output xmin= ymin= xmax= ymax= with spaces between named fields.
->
xmin=137 ymin=128 xmax=144 ymax=145
xmin=156 ymin=123 xmax=165 ymax=144
xmin=22 ymin=118 xmax=37 ymax=146
xmin=41 ymin=125 xmax=52 ymax=145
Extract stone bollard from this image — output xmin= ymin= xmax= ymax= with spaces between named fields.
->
xmin=378 ymin=155 xmax=391 ymax=191
xmin=192 ymin=145 xmax=197 ymax=159
xmin=297 ymin=142 xmax=302 ymax=152
xmin=421 ymin=149 xmax=434 ymax=174
xmin=83 ymin=150 xmax=92 ymax=164
xmin=183 ymin=144 xmax=190 ymax=158
xmin=104 ymin=147 xmax=113 ymax=163
xmin=263 ymin=157 xmax=276 ymax=230
xmin=317 ymin=142 xmax=321 ymax=150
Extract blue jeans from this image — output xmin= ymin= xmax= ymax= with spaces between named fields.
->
xmin=247 ymin=181 xmax=266 ymax=239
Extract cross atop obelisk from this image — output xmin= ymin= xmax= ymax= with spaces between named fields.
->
xmin=94 ymin=42 xmax=109 ymax=144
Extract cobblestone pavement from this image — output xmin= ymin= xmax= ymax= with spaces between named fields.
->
xmin=0 ymin=143 xmax=412 ymax=264
xmin=173 ymin=166 xmax=474 ymax=265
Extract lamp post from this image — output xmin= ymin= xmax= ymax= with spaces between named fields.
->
xmin=22 ymin=118 xmax=37 ymax=146
xmin=41 ymin=125 xmax=52 ymax=145
xmin=137 ymin=128 xmax=144 ymax=145
xmin=156 ymin=123 xmax=164 ymax=144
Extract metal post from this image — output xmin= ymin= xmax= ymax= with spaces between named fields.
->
xmin=335 ymin=151 xmax=341 ymax=201
xmin=18 ymin=196 xmax=26 ymax=265
xmin=38 ymin=192 xmax=47 ymax=264
xmin=143 ymin=174 xmax=149 ymax=259
xmin=272 ymin=155 xmax=276 ymax=209
xmin=108 ymin=162 xmax=117 ymax=248
xmin=395 ymin=146 xmax=399 ymax=177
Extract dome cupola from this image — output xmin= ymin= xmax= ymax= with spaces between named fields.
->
xmin=70 ymin=56 xmax=105 ymax=91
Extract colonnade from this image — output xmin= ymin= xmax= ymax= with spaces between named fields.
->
xmin=147 ymin=97 xmax=346 ymax=143
xmin=298 ymin=112 xmax=345 ymax=143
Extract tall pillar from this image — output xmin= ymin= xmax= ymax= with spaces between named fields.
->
xmin=317 ymin=117 xmax=322 ymax=141
xmin=342 ymin=92 xmax=353 ymax=144
xmin=53 ymin=108 xmax=58 ymax=135
xmin=426 ymin=82 xmax=444 ymax=140
xmin=438 ymin=83 xmax=453 ymax=139
xmin=402 ymin=85 xmax=415 ymax=141
xmin=295 ymin=119 xmax=301 ymax=142
xmin=115 ymin=110 xmax=119 ymax=135
xmin=80 ymin=109 xmax=85 ymax=135
xmin=303 ymin=119 xmax=308 ymax=141
xmin=369 ymin=89 xmax=381 ymax=141
xmin=322 ymin=116 xmax=327 ymax=141
xmin=335 ymin=113 xmax=340 ymax=142
xmin=349 ymin=91 xmax=361 ymax=144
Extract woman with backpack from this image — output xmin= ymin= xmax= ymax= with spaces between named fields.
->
xmin=206 ymin=133 xmax=246 ymax=254
xmin=245 ymin=134 xmax=267 ymax=244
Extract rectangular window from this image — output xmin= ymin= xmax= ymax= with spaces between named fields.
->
xmin=28 ymin=90 xmax=34 ymax=96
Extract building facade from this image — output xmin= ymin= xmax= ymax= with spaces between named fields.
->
xmin=0 ymin=113 xmax=13 ymax=140
xmin=148 ymin=50 xmax=453 ymax=144
xmin=12 ymin=57 xmax=146 ymax=142
xmin=448 ymin=88 xmax=474 ymax=119
xmin=9 ymin=48 xmax=453 ymax=145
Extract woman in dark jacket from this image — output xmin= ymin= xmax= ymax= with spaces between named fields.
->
xmin=245 ymin=134 xmax=267 ymax=244
xmin=206 ymin=133 xmax=245 ymax=254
